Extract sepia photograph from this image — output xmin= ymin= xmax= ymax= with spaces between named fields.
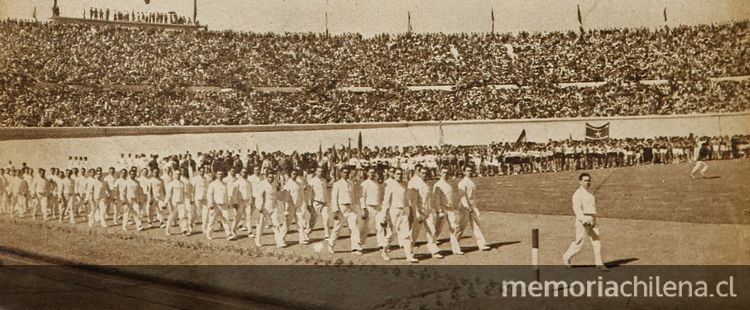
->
xmin=0 ymin=0 xmax=748 ymax=308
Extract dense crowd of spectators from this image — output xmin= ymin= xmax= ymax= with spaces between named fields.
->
xmin=1 ymin=77 xmax=747 ymax=126
xmin=1 ymin=19 xmax=747 ymax=88
xmin=85 ymin=8 xmax=196 ymax=25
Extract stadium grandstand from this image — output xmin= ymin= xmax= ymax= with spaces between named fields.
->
xmin=0 ymin=2 xmax=749 ymax=127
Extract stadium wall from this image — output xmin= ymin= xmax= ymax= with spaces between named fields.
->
xmin=0 ymin=112 xmax=748 ymax=168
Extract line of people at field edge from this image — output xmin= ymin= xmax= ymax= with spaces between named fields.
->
xmin=85 ymin=8 xmax=196 ymax=25
xmin=0 ymin=162 xmax=490 ymax=262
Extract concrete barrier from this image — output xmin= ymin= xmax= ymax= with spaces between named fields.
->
xmin=0 ymin=112 xmax=748 ymax=168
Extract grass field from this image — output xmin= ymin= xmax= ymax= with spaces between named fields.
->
xmin=470 ymin=158 xmax=750 ymax=225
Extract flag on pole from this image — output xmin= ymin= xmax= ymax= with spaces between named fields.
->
xmin=585 ymin=123 xmax=610 ymax=140
xmin=255 ymin=143 xmax=259 ymax=154
xmin=491 ymin=8 xmax=495 ymax=33
xmin=318 ymin=141 xmax=323 ymax=159
xmin=407 ymin=11 xmax=413 ymax=33
xmin=514 ymin=129 xmax=527 ymax=147
xmin=331 ymin=144 xmax=338 ymax=162
xmin=33 ymin=6 xmax=37 ymax=21
xmin=357 ymin=132 xmax=363 ymax=153
xmin=663 ymin=7 xmax=667 ymax=22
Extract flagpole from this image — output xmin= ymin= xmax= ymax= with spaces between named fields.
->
xmin=193 ymin=0 xmax=198 ymax=25
xmin=407 ymin=11 xmax=412 ymax=33
xmin=491 ymin=8 xmax=495 ymax=34
xmin=577 ymin=4 xmax=584 ymax=36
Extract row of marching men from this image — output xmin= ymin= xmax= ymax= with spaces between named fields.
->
xmin=0 ymin=163 xmax=491 ymax=263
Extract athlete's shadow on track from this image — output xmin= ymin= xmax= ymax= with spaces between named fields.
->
xmin=461 ymin=241 xmax=521 ymax=254
xmin=571 ymin=257 xmax=639 ymax=269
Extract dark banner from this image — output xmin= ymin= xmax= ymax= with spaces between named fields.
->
xmin=585 ymin=122 xmax=610 ymax=140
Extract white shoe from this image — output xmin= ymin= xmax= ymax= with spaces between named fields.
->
xmin=381 ymin=251 xmax=391 ymax=261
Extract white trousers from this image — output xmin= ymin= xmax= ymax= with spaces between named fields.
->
xmin=362 ymin=205 xmax=390 ymax=249
xmin=388 ymin=207 xmax=414 ymax=258
xmin=563 ymin=217 xmax=604 ymax=266
xmin=411 ymin=208 xmax=441 ymax=255
xmin=328 ymin=205 xmax=362 ymax=251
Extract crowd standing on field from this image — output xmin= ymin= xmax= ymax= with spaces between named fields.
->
xmin=1 ymin=134 xmax=747 ymax=261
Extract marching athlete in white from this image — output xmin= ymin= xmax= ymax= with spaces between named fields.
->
xmin=457 ymin=167 xmax=490 ymax=251
xmin=284 ymin=169 xmax=309 ymax=245
xmin=165 ymin=169 xmax=191 ymax=236
xmin=117 ymin=169 xmax=136 ymax=230
xmin=104 ymin=167 xmax=120 ymax=225
xmin=359 ymin=168 xmax=390 ymax=260
xmin=433 ymin=168 xmax=464 ymax=255
xmin=205 ymin=171 xmax=236 ymax=241
xmin=382 ymin=168 xmax=418 ymax=263
xmin=308 ymin=168 xmax=330 ymax=238
xmin=408 ymin=165 xmax=443 ymax=259
xmin=224 ymin=169 xmax=242 ymax=237
xmin=60 ymin=170 xmax=76 ymax=223
xmin=234 ymin=168 xmax=254 ymax=237
xmin=86 ymin=170 xmax=109 ymax=228
xmin=327 ymin=168 xmax=363 ymax=255
xmin=148 ymin=169 xmax=167 ymax=229
xmin=191 ymin=167 xmax=209 ymax=235
xmin=562 ymin=173 xmax=608 ymax=271
xmin=179 ymin=168 xmax=195 ymax=235
xmin=30 ymin=168 xmax=52 ymax=221
xmin=246 ymin=166 xmax=263 ymax=234
xmin=255 ymin=170 xmax=283 ymax=247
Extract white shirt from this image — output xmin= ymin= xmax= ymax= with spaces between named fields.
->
xmin=284 ymin=178 xmax=304 ymax=207
xmin=234 ymin=177 xmax=253 ymax=201
xmin=457 ymin=177 xmax=476 ymax=209
xmin=330 ymin=178 xmax=354 ymax=212
xmin=166 ymin=179 xmax=186 ymax=204
xmin=407 ymin=175 xmax=431 ymax=210
xmin=432 ymin=179 xmax=453 ymax=210
xmin=382 ymin=181 xmax=409 ymax=214
xmin=191 ymin=175 xmax=208 ymax=201
xmin=256 ymin=179 xmax=277 ymax=210
xmin=572 ymin=187 xmax=596 ymax=219
xmin=360 ymin=179 xmax=381 ymax=206
xmin=206 ymin=179 xmax=228 ymax=205
xmin=309 ymin=176 xmax=328 ymax=203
